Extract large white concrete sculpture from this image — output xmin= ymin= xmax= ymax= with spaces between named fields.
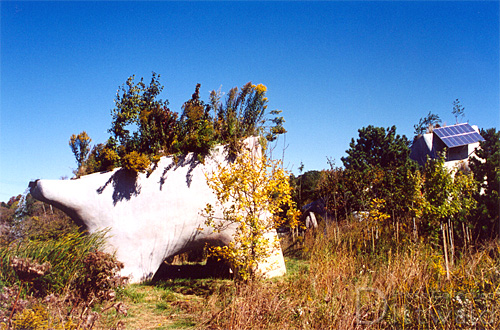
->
xmin=29 ymin=138 xmax=286 ymax=282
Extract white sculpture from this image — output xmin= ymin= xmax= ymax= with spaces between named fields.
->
xmin=29 ymin=138 xmax=286 ymax=282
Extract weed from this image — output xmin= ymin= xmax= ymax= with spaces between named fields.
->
xmin=0 ymin=230 xmax=109 ymax=296
xmin=0 ymin=230 xmax=128 ymax=330
xmin=168 ymin=318 xmax=196 ymax=329
xmin=198 ymin=220 xmax=500 ymax=329
xmin=155 ymin=301 xmax=171 ymax=312
xmin=121 ymin=285 xmax=146 ymax=304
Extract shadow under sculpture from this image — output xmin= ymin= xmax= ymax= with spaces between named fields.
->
xmin=29 ymin=137 xmax=287 ymax=282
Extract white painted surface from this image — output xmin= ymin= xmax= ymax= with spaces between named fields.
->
xmin=31 ymin=138 xmax=286 ymax=282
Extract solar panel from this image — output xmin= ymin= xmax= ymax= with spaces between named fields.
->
xmin=433 ymin=123 xmax=485 ymax=148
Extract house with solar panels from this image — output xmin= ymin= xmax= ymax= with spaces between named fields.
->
xmin=410 ymin=123 xmax=485 ymax=168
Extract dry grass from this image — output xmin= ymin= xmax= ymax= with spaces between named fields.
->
xmin=197 ymin=222 xmax=500 ymax=329
xmin=7 ymin=221 xmax=496 ymax=329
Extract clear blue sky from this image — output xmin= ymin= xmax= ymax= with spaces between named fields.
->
xmin=1 ymin=1 xmax=499 ymax=201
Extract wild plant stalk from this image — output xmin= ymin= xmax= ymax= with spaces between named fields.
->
xmin=0 ymin=229 xmax=127 ymax=330
xmin=0 ymin=229 xmax=109 ymax=295
xmin=200 ymin=220 xmax=500 ymax=329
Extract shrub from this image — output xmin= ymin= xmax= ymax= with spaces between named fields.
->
xmin=203 ymin=148 xmax=299 ymax=282
xmin=200 ymin=220 xmax=500 ymax=329
xmin=70 ymin=251 xmax=126 ymax=307
xmin=83 ymin=143 xmax=120 ymax=174
xmin=121 ymin=150 xmax=151 ymax=173
xmin=0 ymin=231 xmax=127 ymax=329
xmin=0 ymin=230 xmax=109 ymax=296
xmin=70 ymin=75 xmax=288 ymax=177
xmin=10 ymin=304 xmax=77 ymax=330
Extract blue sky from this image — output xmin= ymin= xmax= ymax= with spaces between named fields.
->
xmin=1 ymin=1 xmax=499 ymax=201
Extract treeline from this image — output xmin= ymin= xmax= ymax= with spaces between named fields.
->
xmin=292 ymin=125 xmax=499 ymax=249
xmin=70 ymin=73 xmax=286 ymax=176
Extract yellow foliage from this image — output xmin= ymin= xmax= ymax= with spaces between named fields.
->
xmin=69 ymin=131 xmax=92 ymax=174
xmin=101 ymin=147 xmax=120 ymax=171
xmin=12 ymin=305 xmax=49 ymax=330
xmin=253 ymin=84 xmax=267 ymax=94
xmin=368 ymin=198 xmax=390 ymax=223
xmin=69 ymin=131 xmax=91 ymax=147
xmin=10 ymin=304 xmax=77 ymax=330
xmin=204 ymin=147 xmax=299 ymax=281
xmin=122 ymin=150 xmax=151 ymax=173
xmin=11 ymin=304 xmax=77 ymax=330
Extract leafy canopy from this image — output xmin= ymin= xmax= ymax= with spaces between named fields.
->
xmin=69 ymin=131 xmax=91 ymax=177
xmin=469 ymin=128 xmax=500 ymax=238
xmin=342 ymin=125 xmax=413 ymax=172
xmin=416 ymin=155 xmax=477 ymax=243
xmin=203 ymin=147 xmax=299 ymax=282
xmin=341 ymin=125 xmax=417 ymax=217
xmin=70 ymin=73 xmax=287 ymax=175
xmin=414 ymin=111 xmax=441 ymax=136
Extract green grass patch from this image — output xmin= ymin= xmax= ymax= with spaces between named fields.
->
xmin=121 ymin=284 xmax=147 ymax=304
xmin=284 ymin=256 xmax=309 ymax=276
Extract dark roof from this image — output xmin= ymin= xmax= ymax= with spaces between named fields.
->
xmin=433 ymin=123 xmax=484 ymax=148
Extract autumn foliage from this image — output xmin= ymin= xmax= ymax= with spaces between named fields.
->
xmin=70 ymin=73 xmax=286 ymax=175
xmin=203 ymin=147 xmax=299 ymax=281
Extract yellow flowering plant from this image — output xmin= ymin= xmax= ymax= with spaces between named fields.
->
xmin=203 ymin=147 xmax=299 ymax=282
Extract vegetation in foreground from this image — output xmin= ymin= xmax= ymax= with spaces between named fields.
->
xmin=200 ymin=224 xmax=500 ymax=329
xmin=1 ymin=214 xmax=498 ymax=329
xmin=1 ymin=76 xmax=498 ymax=328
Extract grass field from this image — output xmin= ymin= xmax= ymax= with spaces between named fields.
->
xmin=112 ymin=259 xmax=305 ymax=330
xmin=103 ymin=225 xmax=500 ymax=330
xmin=2 ymin=223 xmax=498 ymax=329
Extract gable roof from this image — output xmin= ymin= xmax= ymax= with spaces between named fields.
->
xmin=433 ymin=123 xmax=484 ymax=148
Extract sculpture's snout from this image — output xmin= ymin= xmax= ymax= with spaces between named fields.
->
xmin=28 ymin=178 xmax=88 ymax=230
xmin=29 ymin=179 xmax=39 ymax=189
xmin=29 ymin=179 xmax=42 ymax=200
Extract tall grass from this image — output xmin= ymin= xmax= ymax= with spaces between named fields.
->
xmin=0 ymin=229 xmax=129 ymax=329
xmin=0 ymin=229 xmax=109 ymax=295
xmin=200 ymin=221 xmax=500 ymax=329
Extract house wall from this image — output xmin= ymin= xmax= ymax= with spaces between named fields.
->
xmin=443 ymin=141 xmax=481 ymax=171
xmin=410 ymin=133 xmax=435 ymax=166
xmin=447 ymin=145 xmax=468 ymax=162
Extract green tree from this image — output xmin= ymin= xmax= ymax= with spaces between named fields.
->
xmin=69 ymin=131 xmax=92 ymax=176
xmin=418 ymin=156 xmax=477 ymax=243
xmin=107 ymin=72 xmax=186 ymax=172
xmin=139 ymin=103 xmax=179 ymax=157
xmin=342 ymin=126 xmax=413 ymax=172
xmin=108 ymin=72 xmax=173 ymax=172
xmin=414 ymin=111 xmax=441 ymax=136
xmin=341 ymin=126 xmax=418 ymax=219
xmin=178 ymin=83 xmax=216 ymax=161
xmin=71 ymin=74 xmax=288 ymax=175
xmin=203 ymin=148 xmax=299 ymax=282
xmin=290 ymin=170 xmax=321 ymax=208
xmin=469 ymin=128 xmax=500 ymax=239
xmin=452 ymin=99 xmax=465 ymax=124
xmin=109 ymin=72 xmax=167 ymax=152
xmin=316 ymin=160 xmax=349 ymax=222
